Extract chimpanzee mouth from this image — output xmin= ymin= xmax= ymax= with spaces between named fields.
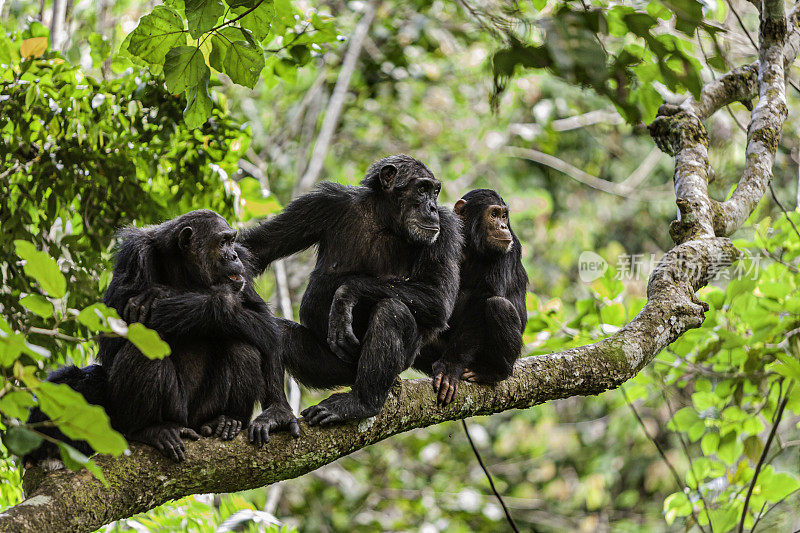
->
xmin=228 ymin=274 xmax=244 ymax=283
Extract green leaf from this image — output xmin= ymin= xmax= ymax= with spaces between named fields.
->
xmin=5 ymin=426 xmax=43 ymax=456
xmin=28 ymin=381 xmax=127 ymax=456
xmin=759 ymin=470 xmax=800 ymax=501
xmin=20 ymin=294 xmax=54 ymax=318
xmin=184 ymin=73 xmax=213 ymax=129
xmin=700 ymin=432 xmax=719 ymax=456
xmin=14 ymin=240 xmax=67 ymax=298
xmin=237 ymin=0 xmax=275 ymax=41
xmin=163 ymin=45 xmax=209 ymax=94
xmin=127 ymin=5 xmax=187 ymax=65
xmin=224 ymin=40 xmax=265 ymax=88
xmin=77 ymin=303 xmax=120 ymax=332
xmin=186 ymin=0 xmax=224 ymax=38
xmin=774 ymin=352 xmax=800 ymax=381
xmin=127 ymin=323 xmax=171 ymax=359
xmin=57 ymin=441 xmax=108 ymax=486
xmin=209 ymin=33 xmax=229 ymax=72
xmin=0 ymin=390 xmax=36 ymax=420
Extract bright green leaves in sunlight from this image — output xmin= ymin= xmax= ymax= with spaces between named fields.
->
xmin=14 ymin=240 xmax=66 ymax=299
xmin=122 ymin=0 xmax=336 ymax=128
xmin=127 ymin=5 xmax=187 ymax=65
xmin=186 ymin=0 xmax=225 ymax=38
xmin=224 ymin=40 xmax=265 ymax=88
xmin=127 ymin=323 xmax=172 ymax=359
xmin=164 ymin=45 xmax=209 ymax=93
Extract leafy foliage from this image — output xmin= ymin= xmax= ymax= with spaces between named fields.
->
xmin=119 ymin=0 xmax=337 ymax=126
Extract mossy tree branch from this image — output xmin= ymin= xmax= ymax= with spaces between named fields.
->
xmin=0 ymin=2 xmax=796 ymax=532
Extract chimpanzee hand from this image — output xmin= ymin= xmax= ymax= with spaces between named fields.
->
xmin=200 ymin=415 xmax=244 ymax=441
xmin=431 ymin=359 xmax=465 ymax=406
xmin=327 ymin=287 xmax=360 ymax=363
xmin=248 ymin=403 xmax=300 ymax=447
xmin=123 ymin=286 xmax=171 ymax=325
xmin=129 ymin=423 xmax=200 ymax=462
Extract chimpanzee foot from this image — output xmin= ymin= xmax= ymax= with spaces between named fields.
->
xmin=248 ymin=404 xmax=301 ymax=447
xmin=301 ymin=392 xmax=380 ymax=426
xmin=200 ymin=415 xmax=243 ymax=441
xmin=432 ymin=360 xmax=465 ymax=406
xmin=130 ymin=423 xmax=200 ymax=461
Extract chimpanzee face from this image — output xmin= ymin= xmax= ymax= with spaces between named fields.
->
xmin=454 ymin=193 xmax=514 ymax=255
xmin=179 ymin=213 xmax=246 ymax=291
xmin=480 ymin=204 xmax=513 ymax=253
xmin=398 ymin=175 xmax=442 ymax=245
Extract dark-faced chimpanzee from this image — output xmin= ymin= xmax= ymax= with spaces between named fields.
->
xmin=25 ymin=210 xmax=298 ymax=463
xmin=413 ymin=189 xmax=528 ymax=405
xmin=239 ymin=155 xmax=462 ymax=431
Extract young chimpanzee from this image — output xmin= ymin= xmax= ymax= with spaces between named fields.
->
xmin=240 ymin=155 xmax=462 ymax=432
xmin=27 ymin=210 xmax=298 ymax=463
xmin=413 ymin=189 xmax=528 ymax=405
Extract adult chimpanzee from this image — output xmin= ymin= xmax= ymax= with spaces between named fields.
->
xmin=413 ymin=189 xmax=528 ymax=405
xmin=240 ymin=155 xmax=461 ymax=430
xmin=95 ymin=209 xmax=298 ymax=460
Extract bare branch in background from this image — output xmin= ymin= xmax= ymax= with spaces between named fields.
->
xmin=296 ymin=2 xmax=378 ymax=195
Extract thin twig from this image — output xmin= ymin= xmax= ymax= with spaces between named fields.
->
xmin=461 ymin=420 xmax=520 ymax=533
xmin=738 ymin=383 xmax=792 ymax=533
xmin=622 ymin=388 xmax=710 ymax=533
xmin=769 ymin=182 xmax=800 ymax=241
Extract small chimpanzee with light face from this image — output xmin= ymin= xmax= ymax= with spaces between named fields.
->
xmin=240 ymin=155 xmax=462 ymax=431
xmin=413 ymin=189 xmax=528 ymax=405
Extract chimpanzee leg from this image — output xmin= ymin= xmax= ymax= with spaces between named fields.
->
xmin=464 ymin=296 xmax=522 ymax=383
xmin=199 ymin=342 xmax=264 ymax=441
xmin=302 ymin=298 xmax=417 ymax=426
xmin=278 ymin=318 xmax=357 ymax=389
xmin=107 ymin=343 xmax=199 ymax=461
xmin=249 ymin=319 xmax=353 ymax=445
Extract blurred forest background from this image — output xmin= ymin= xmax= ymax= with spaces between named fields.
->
xmin=2 ymin=0 xmax=800 ymax=531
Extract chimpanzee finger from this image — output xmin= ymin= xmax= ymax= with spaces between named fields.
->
xmin=437 ymin=377 xmax=451 ymax=404
xmin=432 ymin=373 xmax=442 ymax=393
xmin=289 ymin=419 xmax=301 ymax=438
xmin=200 ymin=424 xmax=213 ymax=437
xmin=260 ymin=426 xmax=270 ymax=446
xmin=181 ymin=427 xmax=200 ymax=440
xmin=462 ymin=369 xmax=478 ymax=382
xmin=445 ymin=381 xmax=458 ymax=405
xmin=343 ymin=328 xmax=360 ymax=352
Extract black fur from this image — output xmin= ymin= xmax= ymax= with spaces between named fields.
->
xmin=413 ymin=189 xmax=528 ymax=405
xmin=240 ymin=155 xmax=462 ymax=426
xmin=27 ymin=210 xmax=298 ymax=463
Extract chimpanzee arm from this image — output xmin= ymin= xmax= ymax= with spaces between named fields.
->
xmin=145 ymin=288 xmax=277 ymax=353
xmin=331 ymin=208 xmax=462 ymax=333
xmin=507 ymin=249 xmax=529 ymax=333
xmin=238 ymin=182 xmax=353 ymax=273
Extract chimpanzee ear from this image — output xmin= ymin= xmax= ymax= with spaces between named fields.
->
xmin=453 ymin=199 xmax=467 ymax=217
xmin=379 ymin=164 xmax=398 ymax=190
xmin=179 ymin=226 xmax=194 ymax=251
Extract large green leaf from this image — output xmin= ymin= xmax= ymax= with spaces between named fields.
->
xmin=127 ymin=323 xmax=171 ymax=359
xmin=0 ymin=390 xmax=36 ymax=420
xmin=186 ymin=0 xmax=224 ymax=38
xmin=29 ymin=380 xmax=127 ymax=456
xmin=237 ymin=0 xmax=275 ymax=41
xmin=164 ymin=45 xmax=210 ymax=94
xmin=14 ymin=240 xmax=66 ymax=298
xmin=19 ymin=294 xmax=53 ymax=318
xmin=224 ymin=40 xmax=265 ymax=89
xmin=184 ymin=73 xmax=213 ymax=129
xmin=127 ymin=5 xmax=187 ymax=65
xmin=77 ymin=303 xmax=120 ymax=332
xmin=5 ymin=426 xmax=43 ymax=456
xmin=57 ymin=442 xmax=108 ymax=485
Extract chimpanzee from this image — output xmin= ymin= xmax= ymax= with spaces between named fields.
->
xmin=239 ymin=155 xmax=462 ymax=431
xmin=413 ymin=189 xmax=528 ymax=405
xmin=26 ymin=210 xmax=298 ymax=463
